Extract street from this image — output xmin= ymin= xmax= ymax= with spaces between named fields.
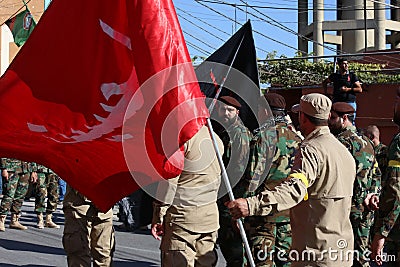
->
xmin=0 ymin=199 xmax=226 ymax=266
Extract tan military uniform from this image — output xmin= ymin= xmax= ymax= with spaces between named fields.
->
xmin=246 ymin=126 xmax=356 ymax=267
xmin=62 ymin=185 xmax=115 ymax=267
xmin=153 ymin=125 xmax=223 ymax=267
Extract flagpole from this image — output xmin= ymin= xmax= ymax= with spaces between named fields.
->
xmin=204 ymin=27 xmax=256 ymax=267
xmin=206 ymin=118 xmax=256 ymax=267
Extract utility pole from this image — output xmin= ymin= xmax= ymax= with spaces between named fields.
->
xmin=364 ymin=0 xmax=367 ymax=52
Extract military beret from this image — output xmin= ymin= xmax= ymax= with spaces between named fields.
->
xmin=331 ymin=102 xmax=355 ymax=115
xmin=264 ymin=93 xmax=286 ymax=110
xmin=219 ymin=96 xmax=241 ymax=109
xmin=300 ymin=93 xmax=332 ymax=120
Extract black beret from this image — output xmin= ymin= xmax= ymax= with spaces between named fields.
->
xmin=331 ymin=102 xmax=355 ymax=115
xmin=264 ymin=93 xmax=286 ymax=110
xmin=219 ymin=96 xmax=241 ymax=109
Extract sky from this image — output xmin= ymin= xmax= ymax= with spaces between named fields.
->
xmin=173 ymin=0 xmax=337 ymax=60
xmin=173 ymin=0 xmax=393 ymax=62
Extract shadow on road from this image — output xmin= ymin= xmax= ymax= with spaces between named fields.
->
xmin=0 ymin=239 xmax=65 ymax=255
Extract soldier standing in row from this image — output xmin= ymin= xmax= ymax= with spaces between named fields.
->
xmin=151 ymin=125 xmax=224 ymax=266
xmin=0 ymin=158 xmax=36 ymax=231
xmin=216 ymin=95 xmax=252 ymax=267
xmin=371 ymin=90 xmax=400 ymax=266
xmin=34 ymin=164 xmax=60 ymax=229
xmin=245 ymin=93 xmax=301 ymax=266
xmin=365 ymin=125 xmax=388 ymax=186
xmin=328 ymin=102 xmax=381 ymax=267
xmin=62 ymin=185 xmax=115 ymax=266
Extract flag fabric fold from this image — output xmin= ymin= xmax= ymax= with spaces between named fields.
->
xmin=0 ymin=0 xmax=208 ymax=211
xmin=5 ymin=8 xmax=36 ymax=47
xmin=195 ymin=21 xmax=261 ymax=132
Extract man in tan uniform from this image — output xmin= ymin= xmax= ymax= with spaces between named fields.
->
xmin=226 ymin=93 xmax=356 ymax=267
xmin=62 ymin=185 xmax=115 ymax=267
xmin=151 ymin=125 xmax=223 ymax=267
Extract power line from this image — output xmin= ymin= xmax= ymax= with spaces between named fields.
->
xmin=177 ymin=6 xmax=270 ymax=55
xmin=195 ymin=0 xmax=302 ymax=53
xmin=196 ymin=0 xmax=398 ymax=11
xmin=182 ymin=29 xmax=218 ymax=50
xmin=237 ymin=0 xmax=341 ymax=54
xmin=186 ymin=40 xmax=212 ymax=55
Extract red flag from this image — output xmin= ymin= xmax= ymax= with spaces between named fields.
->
xmin=0 ymin=0 xmax=208 ymax=211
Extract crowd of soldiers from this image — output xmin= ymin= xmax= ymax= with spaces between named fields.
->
xmin=1 ymin=58 xmax=399 ymax=267
xmin=151 ymin=90 xmax=400 ymax=267
xmin=0 ymin=159 xmax=60 ymax=231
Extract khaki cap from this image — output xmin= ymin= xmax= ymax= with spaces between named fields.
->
xmin=300 ymin=93 xmax=332 ymax=120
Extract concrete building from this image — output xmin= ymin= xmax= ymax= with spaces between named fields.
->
xmin=298 ymin=0 xmax=400 ymax=56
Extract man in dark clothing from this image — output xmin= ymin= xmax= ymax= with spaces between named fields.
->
xmin=322 ymin=58 xmax=362 ymax=116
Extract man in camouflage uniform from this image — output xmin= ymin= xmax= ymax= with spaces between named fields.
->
xmin=227 ymin=93 xmax=356 ymax=267
xmin=34 ymin=164 xmax=60 ymax=229
xmin=328 ymin=102 xmax=381 ymax=267
xmin=245 ymin=93 xmax=302 ymax=267
xmin=365 ymin=125 xmax=388 ymax=187
xmin=371 ymin=90 xmax=400 ymax=267
xmin=0 ymin=158 xmax=36 ymax=231
xmin=216 ymin=95 xmax=252 ymax=267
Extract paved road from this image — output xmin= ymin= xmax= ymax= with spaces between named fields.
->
xmin=0 ymin=199 xmax=226 ymax=266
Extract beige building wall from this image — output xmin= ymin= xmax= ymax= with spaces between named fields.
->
xmin=0 ymin=0 xmax=45 ymax=70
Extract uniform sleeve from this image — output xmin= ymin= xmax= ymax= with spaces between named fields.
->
xmin=247 ymin=130 xmax=275 ymax=192
xmin=369 ymin=161 xmax=381 ymax=195
xmin=375 ymin=166 xmax=400 ymax=237
xmin=246 ymin=144 xmax=318 ymax=216
xmin=151 ymin=177 xmax=179 ymax=224
xmin=228 ymin=129 xmax=251 ymax=181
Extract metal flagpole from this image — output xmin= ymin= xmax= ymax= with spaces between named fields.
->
xmin=205 ymin=31 xmax=256 ymax=267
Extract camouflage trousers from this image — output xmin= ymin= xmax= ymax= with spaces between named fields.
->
xmin=351 ymin=209 xmax=375 ymax=267
xmin=0 ymin=173 xmax=29 ymax=215
xmin=35 ymin=173 xmax=59 ymax=214
xmin=218 ymin=216 xmax=245 ymax=267
xmin=245 ymin=219 xmax=292 ymax=267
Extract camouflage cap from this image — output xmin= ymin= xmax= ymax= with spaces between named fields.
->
xmin=219 ymin=96 xmax=241 ymax=109
xmin=264 ymin=93 xmax=286 ymax=110
xmin=300 ymin=93 xmax=332 ymax=120
xmin=331 ymin=102 xmax=355 ymax=117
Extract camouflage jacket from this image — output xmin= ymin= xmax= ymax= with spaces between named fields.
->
xmin=336 ymin=126 xmax=381 ymax=210
xmin=218 ymin=119 xmax=252 ymax=198
xmin=0 ymin=158 xmax=35 ymax=174
xmin=374 ymin=132 xmax=400 ymax=239
xmin=248 ymin=121 xmax=302 ymax=223
xmin=375 ymin=142 xmax=388 ymax=187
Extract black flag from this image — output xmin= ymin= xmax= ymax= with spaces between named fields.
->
xmin=195 ymin=20 xmax=261 ymax=131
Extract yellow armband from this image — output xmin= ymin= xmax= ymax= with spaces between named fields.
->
xmin=388 ymin=160 xmax=400 ymax=168
xmin=289 ymin=173 xmax=309 ymax=200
